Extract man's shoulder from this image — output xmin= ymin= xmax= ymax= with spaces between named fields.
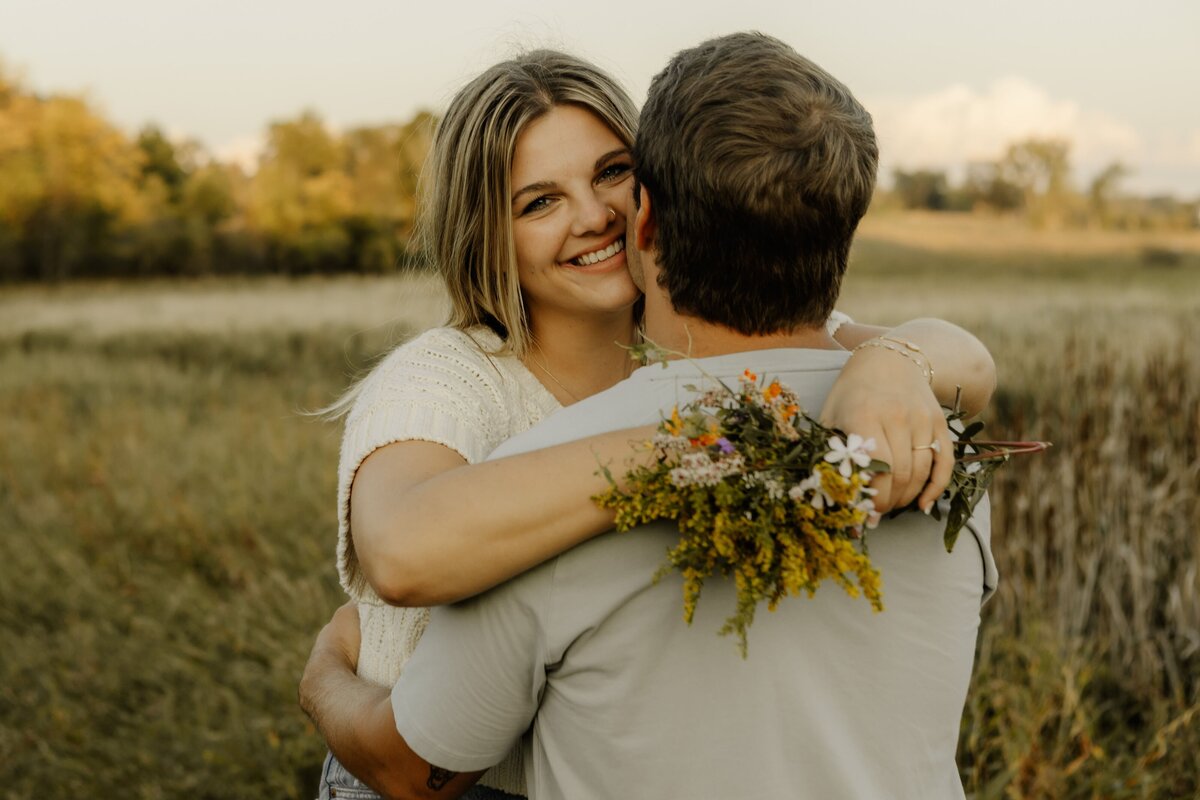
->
xmin=491 ymin=347 xmax=852 ymax=459
xmin=490 ymin=373 xmax=663 ymax=458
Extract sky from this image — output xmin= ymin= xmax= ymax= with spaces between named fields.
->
xmin=2 ymin=0 xmax=1198 ymax=196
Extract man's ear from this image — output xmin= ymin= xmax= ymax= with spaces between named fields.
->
xmin=634 ymin=185 xmax=656 ymax=252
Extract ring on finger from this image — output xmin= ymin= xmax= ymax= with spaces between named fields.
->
xmin=912 ymin=441 xmax=941 ymax=453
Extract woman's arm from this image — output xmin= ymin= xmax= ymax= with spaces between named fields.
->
xmin=352 ymin=427 xmax=654 ymax=607
xmin=824 ymin=317 xmax=997 ymax=515
xmin=356 ymin=318 xmax=994 ymax=608
xmin=832 ymin=318 xmax=996 ymax=416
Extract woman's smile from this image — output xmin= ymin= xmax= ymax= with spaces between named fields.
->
xmin=510 ymin=104 xmax=640 ymax=321
xmin=566 ymin=235 xmax=626 ymax=270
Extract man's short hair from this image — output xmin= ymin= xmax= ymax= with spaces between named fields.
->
xmin=634 ymin=32 xmax=878 ymax=334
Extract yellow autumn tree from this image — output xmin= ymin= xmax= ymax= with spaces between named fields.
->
xmin=0 ymin=64 xmax=145 ymax=278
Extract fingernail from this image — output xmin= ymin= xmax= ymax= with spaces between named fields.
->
xmin=922 ymin=504 xmax=932 ymax=515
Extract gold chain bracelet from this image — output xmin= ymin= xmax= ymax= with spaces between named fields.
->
xmin=850 ymin=336 xmax=934 ymax=385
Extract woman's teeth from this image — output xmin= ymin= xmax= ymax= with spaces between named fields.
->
xmin=571 ymin=237 xmax=624 ymax=266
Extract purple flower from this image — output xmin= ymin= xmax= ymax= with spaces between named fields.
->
xmin=716 ymin=437 xmax=735 ymax=454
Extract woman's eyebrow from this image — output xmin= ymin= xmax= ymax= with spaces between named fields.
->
xmin=594 ymin=148 xmax=631 ymax=170
xmin=512 ymin=180 xmax=556 ymax=205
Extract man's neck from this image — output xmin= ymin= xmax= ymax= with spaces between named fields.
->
xmin=641 ymin=287 xmax=842 ymax=358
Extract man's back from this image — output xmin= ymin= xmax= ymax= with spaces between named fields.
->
xmin=393 ymin=349 xmax=995 ymax=799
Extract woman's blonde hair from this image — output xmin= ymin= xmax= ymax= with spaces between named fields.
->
xmin=316 ymin=51 xmax=638 ymax=420
xmin=419 ymin=49 xmax=639 ymax=356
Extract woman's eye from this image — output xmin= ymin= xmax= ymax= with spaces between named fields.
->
xmin=521 ymin=196 xmax=553 ymax=215
xmin=598 ymin=163 xmax=632 ymax=182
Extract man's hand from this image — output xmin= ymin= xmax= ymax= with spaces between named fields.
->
xmin=298 ymin=602 xmax=485 ymax=800
xmin=819 ymin=344 xmax=954 ymax=514
xmin=299 ymin=602 xmax=361 ymax=723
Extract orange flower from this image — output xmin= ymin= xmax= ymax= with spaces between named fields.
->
xmin=765 ymin=380 xmax=782 ymax=400
xmin=742 ymin=369 xmax=757 ymax=382
xmin=782 ymin=404 xmax=799 ymax=421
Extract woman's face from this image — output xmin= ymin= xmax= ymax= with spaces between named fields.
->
xmin=509 ymin=104 xmax=639 ymax=327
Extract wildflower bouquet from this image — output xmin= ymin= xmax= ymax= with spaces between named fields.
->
xmin=594 ymin=360 xmax=1047 ymax=656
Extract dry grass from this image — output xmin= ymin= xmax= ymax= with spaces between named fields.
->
xmin=1 ymin=215 xmax=1197 ymax=797
xmin=859 ymin=210 xmax=1200 ymax=257
xmin=0 ymin=272 xmax=449 ymax=338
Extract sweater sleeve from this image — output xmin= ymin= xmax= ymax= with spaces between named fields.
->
xmin=335 ymin=327 xmax=513 ymax=601
xmin=826 ymin=309 xmax=853 ymax=337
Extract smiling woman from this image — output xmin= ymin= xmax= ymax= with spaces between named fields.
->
xmin=301 ymin=48 xmax=998 ymax=800
xmin=511 ymin=105 xmax=641 ymax=403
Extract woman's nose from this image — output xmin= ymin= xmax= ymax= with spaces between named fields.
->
xmin=571 ymin=193 xmax=614 ymax=236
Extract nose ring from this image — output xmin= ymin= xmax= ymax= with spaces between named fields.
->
xmin=607 ymin=206 xmax=617 ymax=221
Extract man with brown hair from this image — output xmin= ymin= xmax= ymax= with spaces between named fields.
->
xmin=630 ymin=32 xmax=877 ymax=334
xmin=302 ymin=32 xmax=995 ymax=799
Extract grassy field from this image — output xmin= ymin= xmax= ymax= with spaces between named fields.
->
xmin=1 ymin=213 xmax=1198 ymax=798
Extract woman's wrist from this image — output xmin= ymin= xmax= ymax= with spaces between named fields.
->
xmin=849 ymin=336 xmax=934 ymax=385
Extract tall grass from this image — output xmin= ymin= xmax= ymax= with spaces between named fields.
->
xmin=840 ymin=236 xmax=1200 ymax=798
xmin=0 ymin=329 xmax=403 ymax=798
xmin=1 ymin=228 xmax=1197 ymax=797
xmin=959 ymin=329 xmax=1199 ymax=798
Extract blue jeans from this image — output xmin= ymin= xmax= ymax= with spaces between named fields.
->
xmin=318 ymin=752 xmax=525 ymax=800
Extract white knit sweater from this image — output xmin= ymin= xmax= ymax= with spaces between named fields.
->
xmin=336 ymin=325 xmax=560 ymax=795
xmin=334 ymin=313 xmax=852 ymax=795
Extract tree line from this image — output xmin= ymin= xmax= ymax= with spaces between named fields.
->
xmin=886 ymin=140 xmax=1198 ymax=231
xmin=2 ymin=61 xmax=1196 ymax=282
xmin=1 ymin=65 xmax=431 ymax=281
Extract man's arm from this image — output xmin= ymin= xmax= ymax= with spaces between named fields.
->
xmin=299 ymin=604 xmax=485 ymax=800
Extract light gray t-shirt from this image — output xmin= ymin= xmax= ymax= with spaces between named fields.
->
xmin=392 ymin=348 xmax=997 ymax=800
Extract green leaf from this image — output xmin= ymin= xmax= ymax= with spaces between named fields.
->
xmin=960 ymin=420 xmax=986 ymax=440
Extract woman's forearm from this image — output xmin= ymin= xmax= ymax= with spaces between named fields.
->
xmin=834 ymin=319 xmax=996 ymax=416
xmin=352 ymin=427 xmax=655 ymax=607
xmin=357 ymin=318 xmax=994 ymax=607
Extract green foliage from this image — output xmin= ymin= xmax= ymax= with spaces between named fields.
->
xmin=0 ymin=65 xmax=433 ymax=282
xmin=962 ymin=161 xmax=1026 ymax=212
xmin=893 ymin=168 xmax=951 ymax=210
xmin=884 ymin=140 xmax=1199 ymax=233
xmin=136 ymin=125 xmax=190 ymax=202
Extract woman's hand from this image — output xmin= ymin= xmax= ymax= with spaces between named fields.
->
xmin=819 ymin=343 xmax=954 ymax=514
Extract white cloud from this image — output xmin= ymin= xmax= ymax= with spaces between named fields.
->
xmin=867 ymin=77 xmax=1144 ymax=182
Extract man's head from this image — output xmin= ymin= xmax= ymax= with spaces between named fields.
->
xmin=632 ymin=32 xmax=877 ymax=335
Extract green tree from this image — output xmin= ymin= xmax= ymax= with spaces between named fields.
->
xmin=248 ymin=112 xmax=352 ymax=271
xmin=1087 ymin=162 xmax=1129 ymax=228
xmin=892 ymin=169 xmax=950 ymax=210
xmin=997 ymin=138 xmax=1073 ymax=228
xmin=339 ymin=113 xmax=432 ymax=271
xmin=0 ymin=69 xmax=145 ymax=279
xmin=961 ymin=161 xmax=1024 ymax=212
xmin=136 ymin=125 xmax=189 ymax=203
